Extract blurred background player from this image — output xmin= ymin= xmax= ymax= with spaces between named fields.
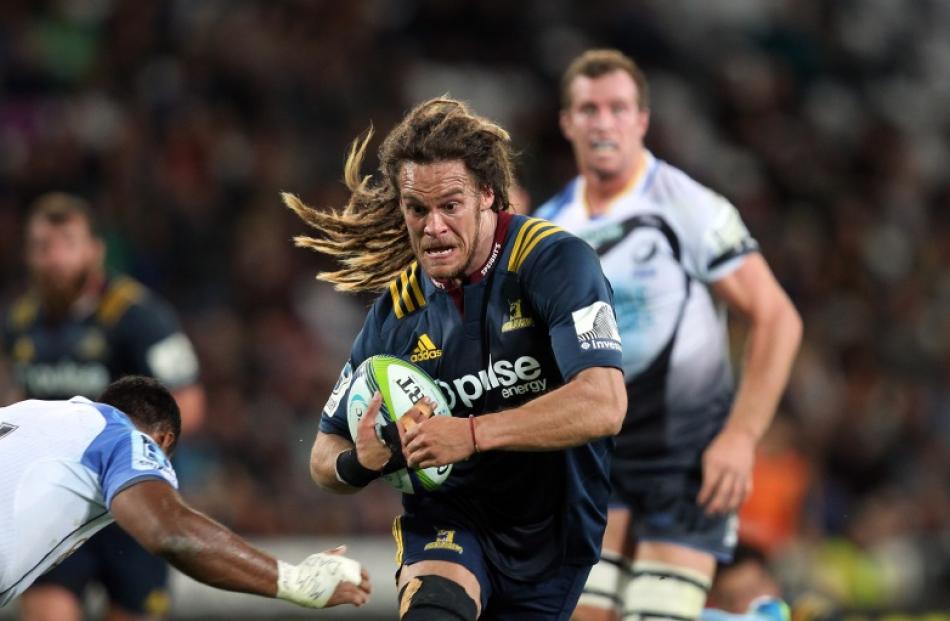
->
xmin=286 ymin=97 xmax=626 ymax=620
xmin=0 ymin=375 xmax=370 ymax=611
xmin=536 ymin=50 xmax=802 ymax=621
xmin=0 ymin=193 xmax=206 ymax=621
xmin=704 ymin=545 xmax=784 ymax=615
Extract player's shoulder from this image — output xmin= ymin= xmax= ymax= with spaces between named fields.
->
xmin=535 ymin=177 xmax=581 ymax=222
xmin=95 ymin=274 xmax=154 ymax=327
xmin=83 ymin=400 xmax=179 ymax=495
xmin=372 ymin=260 xmax=429 ymax=326
xmin=645 ymin=157 xmax=727 ymax=216
xmin=504 ymin=214 xmax=584 ymax=275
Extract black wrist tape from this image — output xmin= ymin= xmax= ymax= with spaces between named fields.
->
xmin=335 ymin=448 xmax=381 ymax=488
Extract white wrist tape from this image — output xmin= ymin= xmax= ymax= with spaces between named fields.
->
xmin=276 ymin=553 xmax=362 ymax=609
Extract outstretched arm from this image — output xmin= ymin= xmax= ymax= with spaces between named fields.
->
xmin=698 ymin=253 xmax=803 ymax=514
xmin=110 ymin=480 xmax=371 ymax=609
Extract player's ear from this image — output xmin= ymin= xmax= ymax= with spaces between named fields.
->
xmin=559 ymin=109 xmax=574 ymax=141
xmin=480 ymin=186 xmax=494 ymax=211
xmin=91 ymin=238 xmax=106 ymax=267
xmin=636 ymin=108 xmax=651 ymax=140
xmin=153 ymin=429 xmax=177 ymax=455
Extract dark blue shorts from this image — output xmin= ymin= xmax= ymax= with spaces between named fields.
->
xmin=610 ymin=473 xmax=737 ymax=562
xmin=394 ymin=514 xmax=591 ymax=620
xmin=32 ymin=522 xmax=170 ymax=615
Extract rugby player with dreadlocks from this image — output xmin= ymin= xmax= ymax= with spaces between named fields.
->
xmin=285 ymin=98 xmax=626 ymax=621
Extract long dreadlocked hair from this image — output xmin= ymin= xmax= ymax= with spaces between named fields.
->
xmin=283 ymin=97 xmax=515 ymax=292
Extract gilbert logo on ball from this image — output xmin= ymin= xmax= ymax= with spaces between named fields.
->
xmin=346 ymin=354 xmax=453 ymax=494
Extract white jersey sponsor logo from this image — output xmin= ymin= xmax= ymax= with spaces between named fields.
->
xmin=323 ymin=362 xmax=352 ymax=417
xmin=20 ymin=361 xmax=110 ymax=397
xmin=572 ymin=301 xmax=622 ymax=352
xmin=129 ymin=430 xmax=178 ymax=486
xmin=437 ymin=355 xmax=547 ymax=409
xmin=146 ymin=332 xmax=199 ymax=387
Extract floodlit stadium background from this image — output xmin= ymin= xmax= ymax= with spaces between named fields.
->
xmin=2 ymin=1 xmax=949 ymax=618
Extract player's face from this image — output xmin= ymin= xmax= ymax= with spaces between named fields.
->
xmin=560 ymin=70 xmax=649 ymax=182
xmin=25 ymin=215 xmax=103 ymax=307
xmin=399 ymin=160 xmax=496 ymax=281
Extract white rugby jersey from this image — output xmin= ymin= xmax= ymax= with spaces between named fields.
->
xmin=0 ymin=397 xmax=178 ymax=606
xmin=537 ymin=152 xmax=758 ymax=461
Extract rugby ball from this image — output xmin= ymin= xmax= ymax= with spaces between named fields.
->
xmin=346 ymin=354 xmax=453 ymax=494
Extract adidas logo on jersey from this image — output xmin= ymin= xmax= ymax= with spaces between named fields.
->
xmin=410 ymin=334 xmax=442 ymax=362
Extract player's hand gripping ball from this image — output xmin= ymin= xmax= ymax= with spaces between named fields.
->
xmin=346 ymin=355 xmax=453 ymax=493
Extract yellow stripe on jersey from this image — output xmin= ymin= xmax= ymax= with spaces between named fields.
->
xmin=97 ymin=277 xmax=145 ymax=327
xmin=389 ymin=261 xmax=427 ymax=320
xmin=399 ymin=270 xmax=417 ymax=315
xmin=507 ymin=218 xmax=541 ymax=272
xmin=392 ymin=516 xmax=404 ymax=567
xmin=517 ymin=227 xmax=561 ymax=270
xmin=507 ymin=218 xmax=564 ymax=273
xmin=9 ymin=295 xmax=38 ymax=330
xmin=408 ymin=261 xmax=425 ymax=307
xmin=389 ymin=279 xmax=405 ymax=319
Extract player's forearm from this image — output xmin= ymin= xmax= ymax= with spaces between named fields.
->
xmin=113 ymin=483 xmax=277 ymax=596
xmin=725 ymin=298 xmax=802 ymax=441
xmin=475 ymin=366 xmax=625 ymax=451
xmin=155 ymin=507 xmax=279 ymax=597
xmin=310 ymin=431 xmax=361 ymax=494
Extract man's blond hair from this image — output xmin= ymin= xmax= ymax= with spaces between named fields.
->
xmin=561 ymin=49 xmax=650 ymax=110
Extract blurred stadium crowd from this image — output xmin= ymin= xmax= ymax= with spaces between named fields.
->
xmin=2 ymin=0 xmax=949 ymax=613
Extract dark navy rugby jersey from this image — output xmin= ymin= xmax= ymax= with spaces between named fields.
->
xmin=321 ymin=212 xmax=623 ymax=580
xmin=1 ymin=275 xmax=200 ymax=400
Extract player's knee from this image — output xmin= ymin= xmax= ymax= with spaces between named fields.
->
xmin=399 ymin=575 xmax=477 ymax=621
xmin=19 ymin=586 xmax=83 ymax=621
xmin=623 ymin=561 xmax=711 ymax=621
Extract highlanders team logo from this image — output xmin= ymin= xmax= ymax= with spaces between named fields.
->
xmin=78 ymin=329 xmax=107 ymax=359
xmin=424 ymin=529 xmax=463 ymax=554
xmin=12 ymin=336 xmax=34 ymax=362
xmin=501 ymin=299 xmax=534 ymax=332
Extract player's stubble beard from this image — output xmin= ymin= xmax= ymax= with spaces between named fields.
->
xmin=34 ymin=263 xmax=95 ymax=319
xmin=414 ymin=204 xmax=484 ymax=283
xmin=455 ymin=204 xmax=484 ymax=281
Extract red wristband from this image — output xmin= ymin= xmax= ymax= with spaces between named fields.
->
xmin=468 ymin=414 xmax=480 ymax=454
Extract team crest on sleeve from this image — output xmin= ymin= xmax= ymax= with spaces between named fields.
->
xmin=130 ymin=431 xmax=178 ymax=486
xmin=572 ymin=301 xmax=622 ymax=352
xmin=323 ymin=362 xmax=353 ymax=417
xmin=705 ymin=196 xmax=754 ymax=255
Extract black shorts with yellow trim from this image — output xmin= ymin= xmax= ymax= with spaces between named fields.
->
xmin=393 ymin=513 xmax=591 ymax=620
xmin=393 ymin=514 xmax=490 ymax=609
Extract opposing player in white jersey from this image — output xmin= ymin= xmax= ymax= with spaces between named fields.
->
xmin=0 ymin=375 xmax=371 ymax=610
xmin=537 ymin=50 xmax=802 ymax=621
